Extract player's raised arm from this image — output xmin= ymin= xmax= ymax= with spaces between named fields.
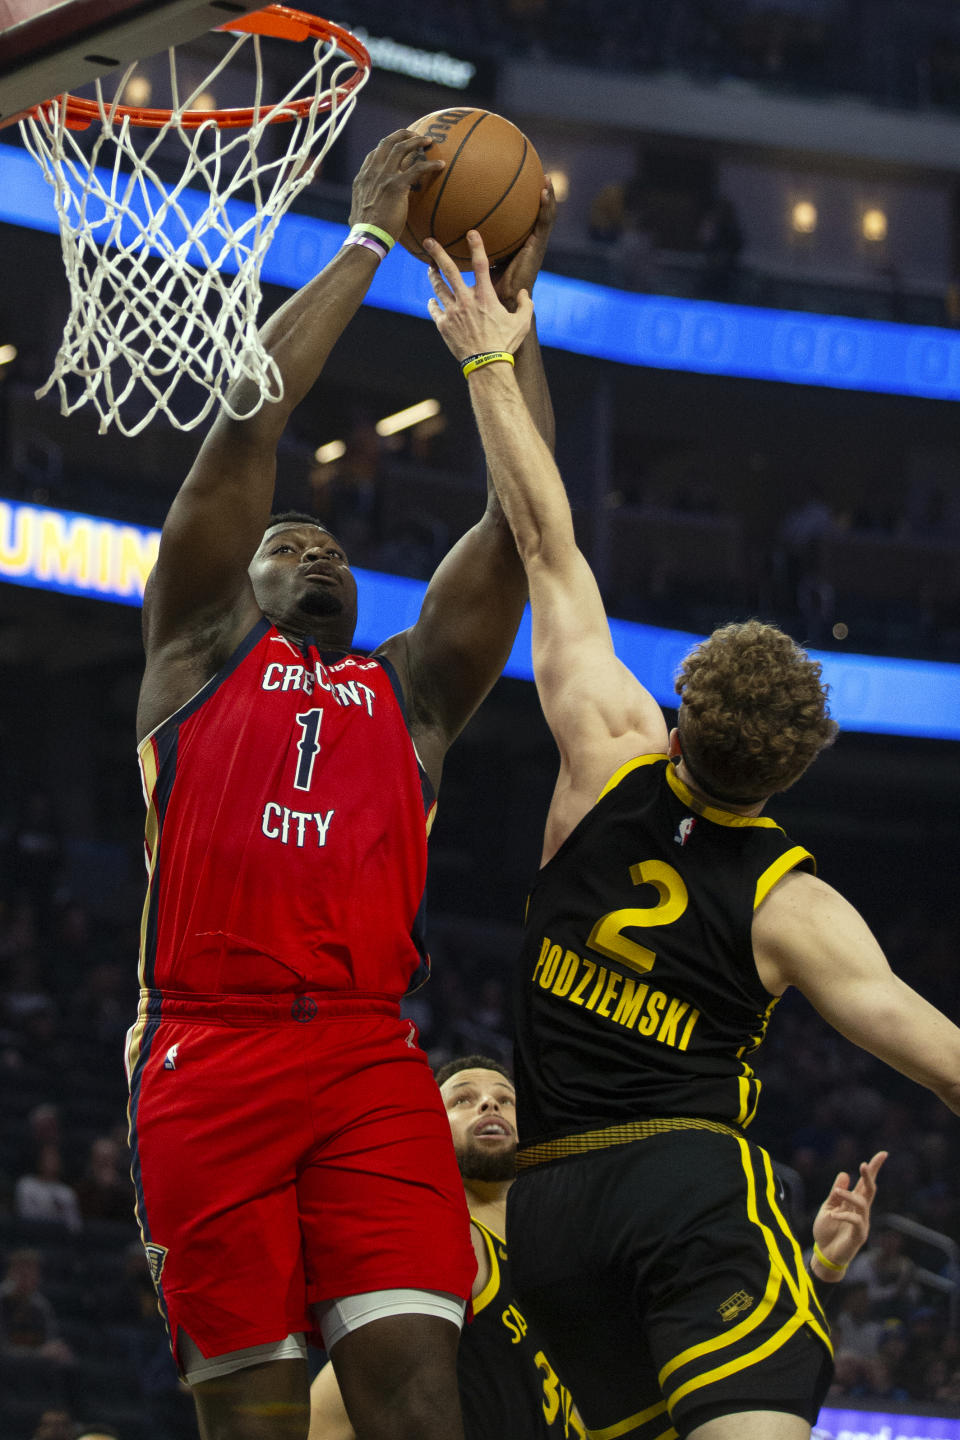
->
xmin=142 ymin=132 xmax=444 ymax=666
xmin=376 ymin=191 xmax=558 ymax=792
xmin=424 ymin=230 xmax=667 ymax=851
xmin=754 ymin=869 xmax=960 ymax=1116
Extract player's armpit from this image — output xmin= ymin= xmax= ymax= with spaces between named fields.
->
xmin=753 ymin=871 xmax=960 ymax=1114
xmin=308 ymin=1362 xmax=357 ymax=1440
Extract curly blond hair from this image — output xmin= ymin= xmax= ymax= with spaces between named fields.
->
xmin=674 ymin=620 xmax=838 ymax=801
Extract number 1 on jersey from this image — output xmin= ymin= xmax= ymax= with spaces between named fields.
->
xmin=294 ymin=709 xmax=323 ymax=791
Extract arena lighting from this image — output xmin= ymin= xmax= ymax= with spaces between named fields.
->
xmin=862 ymin=207 xmax=889 ymax=243
xmin=547 ymin=169 xmax=570 ymax=202
xmin=6 ymin=145 xmax=960 ymax=399
xmin=791 ymin=200 xmax=818 ymax=235
xmin=122 ymin=73 xmax=152 ymax=106
xmin=0 ymin=342 xmax=16 ymax=364
xmin=314 ymin=439 xmax=346 ymax=464
xmin=375 ymin=398 xmax=441 ymax=437
xmin=2 ymin=499 xmax=959 ymax=741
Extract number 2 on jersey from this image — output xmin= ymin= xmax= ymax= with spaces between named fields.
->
xmin=586 ymin=859 xmax=688 ymax=974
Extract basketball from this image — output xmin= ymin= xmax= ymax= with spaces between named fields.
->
xmin=401 ymin=109 xmax=545 ymax=269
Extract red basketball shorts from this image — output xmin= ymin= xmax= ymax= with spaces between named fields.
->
xmin=126 ymin=990 xmax=475 ymax=1365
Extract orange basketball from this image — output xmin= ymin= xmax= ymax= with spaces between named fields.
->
xmin=401 ymin=109 xmax=544 ymax=269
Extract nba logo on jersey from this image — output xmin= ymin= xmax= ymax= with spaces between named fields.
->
xmin=163 ymin=1043 xmax=179 ymax=1070
xmin=675 ymin=816 xmax=697 ymax=847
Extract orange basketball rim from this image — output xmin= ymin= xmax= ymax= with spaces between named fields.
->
xmin=36 ymin=5 xmax=370 ymax=131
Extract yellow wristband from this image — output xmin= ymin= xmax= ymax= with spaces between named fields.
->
xmin=461 ymin=351 xmax=516 ymax=378
xmin=813 ymin=1241 xmax=847 ymax=1274
xmin=348 ymin=223 xmax=395 ymax=251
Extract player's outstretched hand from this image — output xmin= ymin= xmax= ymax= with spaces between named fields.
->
xmin=350 ymin=130 xmax=444 ymax=245
xmin=492 ymin=179 xmax=557 ymax=312
xmin=811 ymin=1150 xmax=888 ymax=1282
xmin=425 ymin=231 xmax=533 ymax=364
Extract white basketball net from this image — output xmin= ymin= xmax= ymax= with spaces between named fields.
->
xmin=19 ymin=17 xmax=369 ymax=436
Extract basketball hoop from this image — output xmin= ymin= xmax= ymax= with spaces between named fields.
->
xmin=19 ymin=6 xmax=371 ymax=436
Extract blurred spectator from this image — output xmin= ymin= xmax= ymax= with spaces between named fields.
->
xmin=96 ymin=1242 xmax=158 ymax=1327
xmin=778 ymin=483 xmax=839 ymax=574
xmin=824 ymin=1348 xmax=872 ymax=1403
xmin=309 ymin=411 xmax=383 ymax=561
xmin=0 ymin=1248 xmax=75 ymax=1364
xmin=3 ymin=790 xmax=64 ymax=912
xmin=904 ymin=482 xmax=960 ymax=540
xmin=75 ymin=1137 xmax=132 ymax=1223
xmin=588 ymin=180 xmax=630 ymax=246
xmin=3 ymin=948 xmax=53 ymax=1025
xmin=15 ymin=1103 xmax=63 ymax=1182
xmin=619 ymin=164 xmax=671 ymax=293
xmin=610 ymin=210 xmax=659 ymax=292
xmin=845 ymin=1222 xmax=921 ymax=1318
xmin=590 ymin=165 xmax=663 ymax=291
xmin=873 ymin=1321 xmax=913 ymax=1397
xmin=901 ymin=1304 xmax=948 ymax=1384
xmin=377 ymin=516 xmax=451 ymax=581
xmin=862 ymin=1350 xmax=911 ymax=1403
xmin=73 ymin=961 xmax=131 ymax=1047
xmin=775 ymin=482 xmax=845 ymax=637
xmin=31 ymin=1410 xmax=77 ymax=1440
xmin=15 ymin=1142 xmax=83 ymax=1232
xmin=696 ymin=191 xmax=744 ymax=299
xmin=448 ymin=976 xmax=511 ymax=1062
xmin=935 ymin=1363 xmax=960 ymax=1405
xmin=0 ymin=898 xmax=40 ymax=961
xmin=830 ymin=1281 xmax=886 ymax=1360
xmin=920 ymin=1354 xmax=951 ymax=1400
xmin=48 ymin=902 xmax=97 ymax=989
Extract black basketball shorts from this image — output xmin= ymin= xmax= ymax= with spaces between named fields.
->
xmin=506 ymin=1122 xmax=833 ymax=1439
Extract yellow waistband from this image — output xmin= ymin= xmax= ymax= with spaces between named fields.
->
xmin=515 ymin=1115 xmax=744 ymax=1170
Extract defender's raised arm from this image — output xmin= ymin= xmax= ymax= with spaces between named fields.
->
xmin=425 ymin=230 xmax=667 ymax=859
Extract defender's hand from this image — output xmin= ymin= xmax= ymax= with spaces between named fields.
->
xmin=425 ymin=231 xmax=533 ymax=364
xmin=492 ymin=180 xmax=557 ymax=312
xmin=812 ymin=1150 xmax=888 ymax=1278
xmin=349 ymin=130 xmax=444 ymax=243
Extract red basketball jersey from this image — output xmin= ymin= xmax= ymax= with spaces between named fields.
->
xmin=137 ymin=620 xmax=434 ymax=997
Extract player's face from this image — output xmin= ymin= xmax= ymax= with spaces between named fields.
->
xmin=249 ymin=523 xmax=358 ymax=640
xmin=440 ymin=1068 xmax=517 ymax=1182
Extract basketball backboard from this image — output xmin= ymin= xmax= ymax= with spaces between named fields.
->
xmin=0 ymin=0 xmax=267 ymax=127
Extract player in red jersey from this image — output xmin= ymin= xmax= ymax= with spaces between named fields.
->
xmin=129 ymin=133 xmax=556 ymax=1439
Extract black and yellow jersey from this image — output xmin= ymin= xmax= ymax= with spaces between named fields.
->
xmin=459 ymin=1217 xmax=585 ymax=1440
xmin=513 ymin=755 xmax=814 ymax=1150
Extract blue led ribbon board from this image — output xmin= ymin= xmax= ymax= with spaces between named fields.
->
xmin=816 ymin=1409 xmax=960 ymax=1440
xmin=3 ymin=500 xmax=959 ymax=740
xmin=4 ymin=139 xmax=960 ymax=400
